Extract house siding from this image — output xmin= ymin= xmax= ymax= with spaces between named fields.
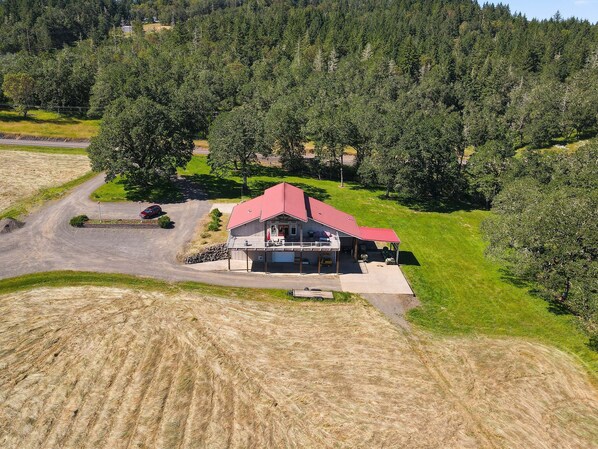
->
xmin=230 ymin=220 xmax=264 ymax=239
xmin=228 ymin=218 xmax=344 ymax=262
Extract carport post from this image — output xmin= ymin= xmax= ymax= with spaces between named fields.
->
xmin=246 ymin=251 xmax=249 ymax=272
xmin=395 ymin=243 xmax=400 ymax=265
xmin=264 ymin=251 xmax=268 ymax=273
xmin=299 ymin=250 xmax=303 ymax=274
xmin=227 ymin=250 xmax=231 ymax=271
xmin=336 ymin=251 xmax=340 ymax=274
xmin=318 ymin=255 xmax=321 ymax=274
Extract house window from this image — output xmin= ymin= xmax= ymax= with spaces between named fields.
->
xmin=290 ymin=226 xmax=297 ymax=236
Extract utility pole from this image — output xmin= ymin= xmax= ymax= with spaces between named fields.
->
xmin=97 ymin=201 xmax=102 ymax=223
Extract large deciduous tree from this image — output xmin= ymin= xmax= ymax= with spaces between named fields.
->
xmin=466 ymin=140 xmax=514 ymax=207
xmin=88 ymin=96 xmax=194 ymax=187
xmin=482 ymin=144 xmax=598 ymax=330
xmin=207 ymin=103 xmax=268 ymax=193
xmin=2 ymin=72 xmax=36 ymax=117
xmin=358 ymin=101 xmax=406 ymax=198
xmin=265 ymin=94 xmax=306 ymax=172
xmin=397 ymin=108 xmax=464 ymax=198
xmin=305 ymin=82 xmax=352 ymax=187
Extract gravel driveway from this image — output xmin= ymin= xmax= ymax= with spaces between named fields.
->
xmin=0 ymin=174 xmax=342 ymax=291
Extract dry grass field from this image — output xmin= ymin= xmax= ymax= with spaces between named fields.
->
xmin=0 ymin=150 xmax=90 ymax=212
xmin=1 ymin=286 xmax=597 ymax=449
xmin=0 ymin=110 xmax=100 ymax=140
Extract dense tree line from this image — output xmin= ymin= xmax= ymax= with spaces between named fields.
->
xmin=483 ymin=143 xmax=597 ymax=343
xmin=2 ymin=1 xmax=597 ymax=181
xmin=0 ymin=0 xmax=132 ymax=53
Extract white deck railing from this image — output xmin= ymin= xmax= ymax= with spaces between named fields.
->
xmin=227 ymin=234 xmax=340 ymax=251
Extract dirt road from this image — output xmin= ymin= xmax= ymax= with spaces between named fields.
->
xmin=0 ymin=173 xmax=341 ymax=291
xmin=0 ymin=137 xmax=89 ymax=148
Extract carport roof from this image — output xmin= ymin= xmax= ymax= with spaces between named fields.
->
xmin=359 ymin=226 xmax=401 ymax=243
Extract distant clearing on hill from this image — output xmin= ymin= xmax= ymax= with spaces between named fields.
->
xmin=143 ymin=23 xmax=172 ymax=32
xmin=0 ymin=110 xmax=99 ymax=140
xmin=1 ymin=286 xmax=596 ymax=448
xmin=0 ymin=150 xmax=90 ymax=214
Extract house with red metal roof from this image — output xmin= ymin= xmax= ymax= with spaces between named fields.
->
xmin=226 ymin=182 xmax=400 ymax=273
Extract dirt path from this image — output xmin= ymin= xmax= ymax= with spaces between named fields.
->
xmin=0 ymin=173 xmax=341 ymax=291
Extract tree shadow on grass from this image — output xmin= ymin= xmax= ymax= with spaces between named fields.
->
xmin=250 ymin=180 xmax=330 ymax=202
xmin=0 ymin=110 xmax=79 ymax=124
xmin=252 ymin=164 xmax=287 ymax=177
xmin=120 ymin=178 xmax=184 ymax=203
xmin=347 ymin=184 xmax=479 ymax=213
xmin=498 ymin=268 xmax=574 ymax=317
xmin=391 ymin=196 xmax=479 ymax=213
xmin=183 ymin=174 xmax=244 ymax=200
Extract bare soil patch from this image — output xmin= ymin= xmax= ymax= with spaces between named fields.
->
xmin=0 ymin=150 xmax=90 ymax=212
xmin=0 ymin=286 xmax=596 ymax=448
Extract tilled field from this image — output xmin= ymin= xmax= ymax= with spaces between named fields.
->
xmin=0 ymin=287 xmax=597 ymax=448
xmin=0 ymin=150 xmax=90 ymax=212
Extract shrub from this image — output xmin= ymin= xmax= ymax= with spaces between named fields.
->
xmin=207 ymin=221 xmax=220 ymax=232
xmin=70 ymin=215 xmax=89 ymax=227
xmin=158 ymin=215 xmax=172 ymax=229
xmin=210 ymin=208 xmax=223 ymax=218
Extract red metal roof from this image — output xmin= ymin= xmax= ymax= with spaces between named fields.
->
xmin=259 ymin=183 xmax=308 ymax=222
xmin=306 ymin=197 xmax=361 ymax=238
xmin=226 ymin=196 xmax=262 ymax=230
xmin=359 ymin=226 xmax=400 ymax=243
xmin=227 ymin=183 xmax=400 ymax=243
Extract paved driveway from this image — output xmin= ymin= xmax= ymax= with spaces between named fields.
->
xmin=0 ymin=174 xmax=342 ymax=291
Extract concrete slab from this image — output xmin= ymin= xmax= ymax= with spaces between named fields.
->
xmin=340 ymin=260 xmax=413 ymax=295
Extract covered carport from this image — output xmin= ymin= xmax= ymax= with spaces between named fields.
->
xmin=355 ymin=227 xmax=401 ymax=264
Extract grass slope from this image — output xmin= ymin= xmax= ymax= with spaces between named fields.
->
xmin=0 ymin=271 xmax=352 ymax=303
xmin=93 ymin=156 xmax=597 ymax=375
xmin=0 ymin=109 xmax=99 ymax=140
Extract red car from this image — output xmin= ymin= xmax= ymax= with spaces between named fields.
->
xmin=139 ymin=205 xmax=162 ymax=219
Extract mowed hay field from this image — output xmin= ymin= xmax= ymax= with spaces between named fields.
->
xmin=1 ymin=287 xmax=597 ymax=449
xmin=0 ymin=150 xmax=90 ymax=212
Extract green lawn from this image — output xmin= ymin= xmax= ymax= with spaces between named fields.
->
xmin=0 ymin=144 xmax=88 ymax=156
xmin=90 ymin=176 xmax=183 ymax=203
xmin=0 ymin=271 xmax=353 ymax=303
xmin=0 ymin=109 xmax=100 ymax=140
xmin=92 ymin=155 xmax=598 ymax=376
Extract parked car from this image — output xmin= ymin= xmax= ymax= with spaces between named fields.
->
xmin=139 ymin=205 xmax=162 ymax=219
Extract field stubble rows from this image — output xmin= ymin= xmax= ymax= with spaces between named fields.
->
xmin=0 ymin=150 xmax=90 ymax=213
xmin=0 ymin=287 xmax=597 ymax=448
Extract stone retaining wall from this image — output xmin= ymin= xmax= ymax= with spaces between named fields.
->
xmin=185 ymin=243 xmax=228 ymax=264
